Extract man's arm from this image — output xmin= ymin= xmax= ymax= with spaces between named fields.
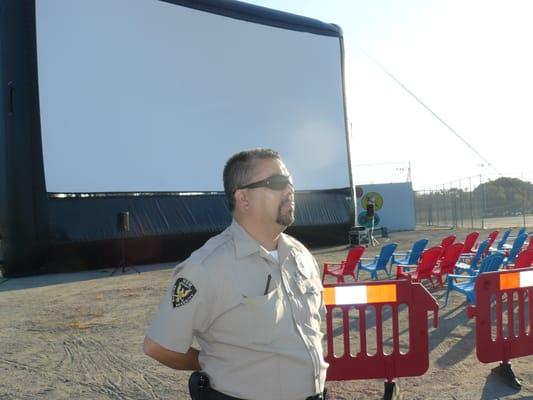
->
xmin=143 ymin=336 xmax=200 ymax=371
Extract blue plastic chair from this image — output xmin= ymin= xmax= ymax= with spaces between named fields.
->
xmin=390 ymin=238 xmax=428 ymax=274
xmin=454 ymin=239 xmax=490 ymax=275
xmin=501 ymin=233 xmax=528 ymax=266
xmin=490 ymin=228 xmax=512 ymax=252
xmin=509 ymin=227 xmax=527 ymax=239
xmin=358 ymin=243 xmax=398 ymax=280
xmin=502 ymin=227 xmax=528 ymax=251
xmin=444 ymin=253 xmax=504 ymax=307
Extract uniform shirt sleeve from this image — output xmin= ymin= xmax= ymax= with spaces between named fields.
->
xmin=145 ymin=262 xmax=213 ymax=353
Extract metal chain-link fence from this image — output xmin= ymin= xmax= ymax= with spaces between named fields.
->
xmin=415 ymin=173 xmax=533 ymax=230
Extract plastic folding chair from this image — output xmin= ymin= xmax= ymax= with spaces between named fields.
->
xmin=503 ymin=227 xmax=528 ymax=251
xmin=455 ymin=239 xmax=490 ymax=276
xmin=490 ymin=228 xmax=512 ymax=252
xmin=431 ymin=242 xmax=464 ymax=288
xmin=481 ymin=230 xmax=499 ymax=256
xmin=439 ymin=235 xmax=456 ymax=257
xmin=500 ymin=233 xmax=528 ymax=266
xmin=507 ymin=248 xmax=533 ymax=270
xmin=460 ymin=231 xmax=479 ymax=255
xmin=358 ymin=243 xmax=398 ymax=280
xmin=445 ymin=253 xmax=505 ymax=307
xmin=524 ymin=234 xmax=533 ymax=251
xmin=390 ymin=238 xmax=428 ymax=274
xmin=395 ymin=246 xmax=442 ymax=287
xmin=322 ymin=245 xmax=365 ymax=283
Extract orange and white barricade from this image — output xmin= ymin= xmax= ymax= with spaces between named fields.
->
xmin=467 ymin=267 xmax=533 ymax=388
xmin=324 ymin=279 xmax=438 ymax=400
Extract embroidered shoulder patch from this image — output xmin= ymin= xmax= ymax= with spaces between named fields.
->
xmin=172 ymin=278 xmax=197 ymax=308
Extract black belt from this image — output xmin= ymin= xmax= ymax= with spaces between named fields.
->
xmin=189 ymin=371 xmax=326 ymax=400
xmin=307 ymin=393 xmax=327 ymax=400
xmin=200 ymin=387 xmax=242 ymax=400
xmin=198 ymin=387 xmax=326 ymax=400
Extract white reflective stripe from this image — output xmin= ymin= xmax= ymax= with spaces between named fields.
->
xmin=520 ymin=270 xmax=533 ymax=287
xmin=334 ymin=285 xmax=367 ymax=305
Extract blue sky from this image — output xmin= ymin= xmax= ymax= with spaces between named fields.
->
xmin=246 ymin=1 xmax=533 ymax=190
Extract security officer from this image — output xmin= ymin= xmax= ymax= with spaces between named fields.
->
xmin=144 ymin=148 xmax=328 ymax=400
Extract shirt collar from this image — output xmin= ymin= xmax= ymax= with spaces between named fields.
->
xmin=229 ymin=219 xmax=294 ymax=263
xmin=229 ymin=219 xmax=264 ymax=259
xmin=277 ymin=232 xmax=295 ymax=265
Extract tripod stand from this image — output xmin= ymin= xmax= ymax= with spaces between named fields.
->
xmin=110 ymin=234 xmax=140 ymax=275
xmin=365 ymin=201 xmax=379 ymax=247
xmin=369 ymin=215 xmax=380 ymax=247
xmin=110 ymin=211 xmax=140 ymax=276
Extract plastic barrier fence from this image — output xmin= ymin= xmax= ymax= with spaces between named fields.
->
xmin=324 ymin=280 xmax=438 ymax=397
xmin=467 ymin=267 xmax=533 ymax=388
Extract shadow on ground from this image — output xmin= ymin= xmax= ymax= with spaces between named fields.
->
xmin=480 ymin=371 xmax=530 ymax=399
xmin=0 ymin=262 xmax=175 ymax=292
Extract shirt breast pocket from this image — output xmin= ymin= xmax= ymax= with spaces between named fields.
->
xmin=296 ymin=279 xmax=323 ymax=332
xmin=239 ymin=286 xmax=284 ymax=345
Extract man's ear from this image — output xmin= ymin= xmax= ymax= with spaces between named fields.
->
xmin=234 ymin=189 xmax=250 ymax=210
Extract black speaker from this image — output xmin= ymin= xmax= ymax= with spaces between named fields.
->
xmin=348 ymin=226 xmax=366 ymax=246
xmin=118 ymin=211 xmax=130 ymax=232
xmin=366 ymin=203 xmax=375 ymax=217
xmin=349 ymin=230 xmax=360 ymax=245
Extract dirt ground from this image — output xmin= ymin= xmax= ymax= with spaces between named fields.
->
xmin=1 ymin=227 xmax=533 ymax=400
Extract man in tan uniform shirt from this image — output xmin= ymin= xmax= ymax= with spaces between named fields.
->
xmin=144 ymin=148 xmax=328 ymax=400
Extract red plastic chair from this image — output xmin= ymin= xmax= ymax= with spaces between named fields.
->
xmin=395 ymin=246 xmax=442 ymax=287
xmin=322 ymin=245 xmax=365 ymax=283
xmin=432 ymin=242 xmax=464 ymax=287
xmin=460 ymin=231 xmax=479 ymax=255
xmin=525 ymin=234 xmax=533 ymax=251
xmin=507 ymin=248 xmax=533 ymax=269
xmin=440 ymin=235 xmax=456 ymax=257
xmin=480 ymin=230 xmax=499 ymax=256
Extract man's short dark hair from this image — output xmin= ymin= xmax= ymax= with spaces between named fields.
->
xmin=223 ymin=148 xmax=281 ymax=212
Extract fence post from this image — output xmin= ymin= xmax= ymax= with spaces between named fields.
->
xmin=523 ymin=194 xmax=527 ymax=228
xmin=469 ymin=177 xmax=474 ymax=228
xmin=443 ymin=184 xmax=447 ymax=227
xmin=435 ymin=187 xmax=439 ymax=227
xmin=458 ymin=181 xmax=464 ymax=228
xmin=480 ymin=175 xmax=486 ymax=230
xmin=427 ymin=190 xmax=431 ymax=227
xmin=453 ymin=188 xmax=458 ymax=228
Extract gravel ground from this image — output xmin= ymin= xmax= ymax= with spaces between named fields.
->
xmin=1 ymin=227 xmax=532 ymax=400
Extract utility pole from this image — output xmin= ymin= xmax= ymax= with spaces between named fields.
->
xmin=469 ymin=176 xmax=474 ymax=228
xmin=480 ymin=174 xmax=486 ymax=230
xmin=479 ymin=174 xmax=484 ymax=230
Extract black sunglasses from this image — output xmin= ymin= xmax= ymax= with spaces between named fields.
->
xmin=236 ymin=174 xmax=293 ymax=192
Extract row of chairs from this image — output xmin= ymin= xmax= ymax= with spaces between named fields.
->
xmin=322 ymin=234 xmax=467 ymax=284
xmin=446 ymin=229 xmax=533 ymax=306
xmin=322 ymin=228 xmax=533 ymax=290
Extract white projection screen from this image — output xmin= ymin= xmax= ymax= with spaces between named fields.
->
xmin=35 ymin=0 xmax=350 ymax=193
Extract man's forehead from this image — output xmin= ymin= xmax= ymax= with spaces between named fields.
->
xmin=251 ymin=157 xmax=289 ymax=176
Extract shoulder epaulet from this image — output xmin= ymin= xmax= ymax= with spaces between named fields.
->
xmin=172 ymin=229 xmax=233 ymax=278
xmin=184 ymin=228 xmax=233 ymax=265
xmin=189 ymin=229 xmax=232 ymax=264
xmin=281 ymin=232 xmax=307 ymax=252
